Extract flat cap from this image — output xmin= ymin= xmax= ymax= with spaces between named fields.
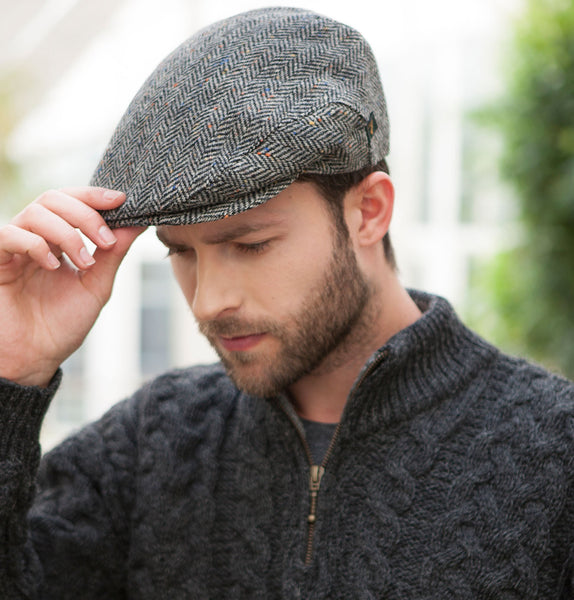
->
xmin=91 ymin=6 xmax=390 ymax=227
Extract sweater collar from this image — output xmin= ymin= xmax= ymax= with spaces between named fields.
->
xmin=340 ymin=289 xmax=498 ymax=433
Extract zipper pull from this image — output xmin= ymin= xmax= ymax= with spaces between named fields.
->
xmin=308 ymin=465 xmax=325 ymax=524
xmin=305 ymin=465 xmax=325 ymax=564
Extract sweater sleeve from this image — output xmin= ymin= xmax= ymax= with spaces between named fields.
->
xmin=0 ymin=373 xmax=137 ymax=599
xmin=0 ymin=372 xmax=60 ymax=598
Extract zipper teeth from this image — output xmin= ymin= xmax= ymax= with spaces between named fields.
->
xmin=305 ymin=525 xmax=315 ymax=564
xmin=279 ymin=409 xmax=319 ymax=566
xmin=305 ymin=498 xmax=318 ymax=564
xmin=290 ymin=415 xmax=314 ymax=466
xmin=320 ymin=421 xmax=341 ymax=469
xmin=348 ymin=348 xmax=390 ymax=402
xmin=282 ymin=349 xmax=390 ymax=566
xmin=309 ymin=348 xmax=390 ymax=469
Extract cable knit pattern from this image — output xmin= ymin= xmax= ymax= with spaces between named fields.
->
xmin=2 ymin=291 xmax=574 ymax=598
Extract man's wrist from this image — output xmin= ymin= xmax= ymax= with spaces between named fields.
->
xmin=0 ymin=362 xmax=60 ymax=389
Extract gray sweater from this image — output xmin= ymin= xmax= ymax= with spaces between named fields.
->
xmin=2 ymin=291 xmax=574 ymax=599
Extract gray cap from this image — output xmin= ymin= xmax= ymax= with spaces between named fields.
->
xmin=92 ymin=6 xmax=390 ymax=228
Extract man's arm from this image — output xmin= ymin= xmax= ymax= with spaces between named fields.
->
xmin=0 ymin=188 xmax=144 ymax=596
xmin=0 ymin=375 xmax=61 ymax=598
xmin=0 ymin=374 xmax=138 ymax=599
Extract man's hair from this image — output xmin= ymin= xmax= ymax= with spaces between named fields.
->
xmin=298 ymin=158 xmax=397 ymax=270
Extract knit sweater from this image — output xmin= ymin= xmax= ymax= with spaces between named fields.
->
xmin=2 ymin=291 xmax=574 ymax=599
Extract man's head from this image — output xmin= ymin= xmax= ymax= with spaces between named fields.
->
xmin=92 ymin=7 xmax=398 ymax=396
xmin=91 ymin=7 xmax=390 ymax=229
xmin=156 ymin=170 xmax=394 ymax=398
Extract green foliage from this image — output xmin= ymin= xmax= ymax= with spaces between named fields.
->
xmin=471 ymin=0 xmax=574 ymax=378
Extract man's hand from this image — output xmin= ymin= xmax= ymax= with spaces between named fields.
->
xmin=0 ymin=187 xmax=145 ymax=388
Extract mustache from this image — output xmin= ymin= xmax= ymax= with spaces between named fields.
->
xmin=199 ymin=316 xmax=277 ymax=339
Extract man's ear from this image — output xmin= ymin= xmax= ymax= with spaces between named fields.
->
xmin=345 ymin=171 xmax=394 ymax=247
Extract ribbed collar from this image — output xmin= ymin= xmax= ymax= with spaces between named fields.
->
xmin=339 ymin=290 xmax=499 ymax=434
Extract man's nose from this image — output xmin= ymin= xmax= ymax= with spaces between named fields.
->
xmin=191 ymin=257 xmax=242 ymax=322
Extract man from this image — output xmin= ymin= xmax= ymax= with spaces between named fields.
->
xmin=1 ymin=7 xmax=574 ymax=599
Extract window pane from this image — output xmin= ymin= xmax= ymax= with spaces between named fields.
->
xmin=140 ymin=261 xmax=172 ymax=376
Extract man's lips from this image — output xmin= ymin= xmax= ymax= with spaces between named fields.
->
xmin=219 ymin=333 xmax=267 ymax=352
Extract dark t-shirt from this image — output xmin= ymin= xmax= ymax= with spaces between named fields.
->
xmin=300 ymin=417 xmax=338 ymax=464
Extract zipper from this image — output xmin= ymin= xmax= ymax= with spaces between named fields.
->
xmin=279 ymin=348 xmax=390 ymax=566
xmin=304 ymin=419 xmax=342 ymax=565
xmin=306 ymin=464 xmax=325 ymax=564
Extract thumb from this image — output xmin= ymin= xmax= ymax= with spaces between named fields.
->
xmin=81 ymin=226 xmax=146 ymax=304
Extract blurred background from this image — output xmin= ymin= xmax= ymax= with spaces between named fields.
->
xmin=2 ymin=0 xmax=573 ymax=448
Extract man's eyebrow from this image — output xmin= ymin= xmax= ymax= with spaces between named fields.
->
xmin=156 ymin=219 xmax=285 ymax=247
xmin=202 ymin=220 xmax=285 ymax=245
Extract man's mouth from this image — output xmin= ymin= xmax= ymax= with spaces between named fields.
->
xmin=219 ymin=333 xmax=267 ymax=352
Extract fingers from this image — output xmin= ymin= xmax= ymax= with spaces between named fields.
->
xmin=0 ymin=224 xmax=61 ymax=270
xmin=55 ymin=186 xmax=127 ymax=210
xmin=28 ymin=188 xmax=121 ymax=245
xmin=13 ymin=202 xmax=102 ymax=270
xmin=81 ymin=226 xmax=146 ymax=303
xmin=1 ymin=187 xmax=130 ymax=271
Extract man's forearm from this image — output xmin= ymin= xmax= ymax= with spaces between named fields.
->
xmin=0 ymin=372 xmax=61 ymax=598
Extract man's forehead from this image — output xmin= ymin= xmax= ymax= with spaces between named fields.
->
xmin=155 ymin=180 xmax=316 ymax=244
xmin=155 ymin=209 xmax=286 ymax=246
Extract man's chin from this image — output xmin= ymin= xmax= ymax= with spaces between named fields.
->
xmin=228 ymin=375 xmax=281 ymax=399
xmin=220 ymin=356 xmax=286 ymax=398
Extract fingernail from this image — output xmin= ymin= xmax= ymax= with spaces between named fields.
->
xmin=103 ymin=190 xmax=125 ymax=202
xmin=80 ymin=247 xmax=95 ymax=266
xmin=99 ymin=225 xmax=117 ymax=246
xmin=47 ymin=252 xmax=60 ymax=269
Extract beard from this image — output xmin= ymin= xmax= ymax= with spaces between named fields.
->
xmin=198 ymin=231 xmax=373 ymax=398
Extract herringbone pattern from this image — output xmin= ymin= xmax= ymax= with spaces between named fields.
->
xmin=91 ymin=7 xmax=390 ymax=228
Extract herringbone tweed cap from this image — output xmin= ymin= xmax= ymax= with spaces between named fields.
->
xmin=92 ymin=6 xmax=390 ymax=228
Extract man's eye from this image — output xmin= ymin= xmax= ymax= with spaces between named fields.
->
xmin=165 ymin=246 xmax=194 ymax=258
xmin=235 ymin=240 xmax=271 ymax=254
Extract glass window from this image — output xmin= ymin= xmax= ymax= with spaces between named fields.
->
xmin=140 ymin=261 xmax=172 ymax=376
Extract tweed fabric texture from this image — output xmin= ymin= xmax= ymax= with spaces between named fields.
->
xmin=3 ymin=292 xmax=574 ymax=598
xmin=90 ymin=7 xmax=390 ymax=228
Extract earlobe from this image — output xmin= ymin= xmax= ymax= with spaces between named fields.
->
xmin=352 ymin=171 xmax=394 ymax=247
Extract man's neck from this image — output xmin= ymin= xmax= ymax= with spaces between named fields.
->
xmin=288 ymin=279 xmax=421 ymax=423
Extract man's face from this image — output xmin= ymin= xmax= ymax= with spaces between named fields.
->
xmin=157 ymin=182 xmax=372 ymax=397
